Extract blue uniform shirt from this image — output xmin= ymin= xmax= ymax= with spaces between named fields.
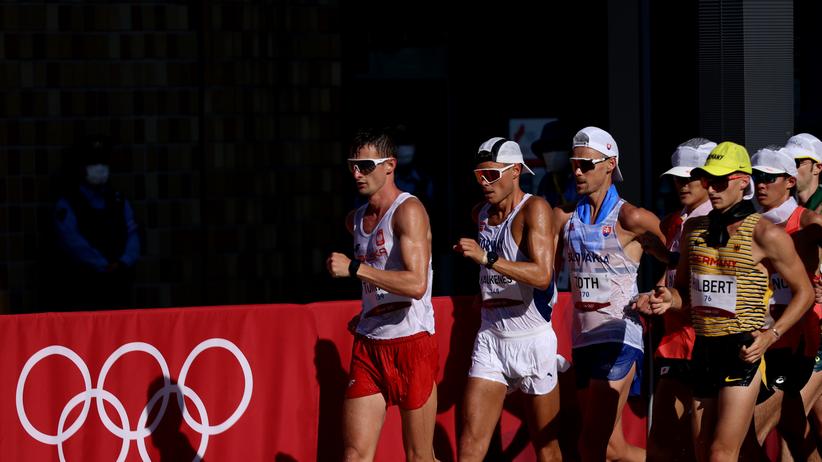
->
xmin=54 ymin=184 xmax=140 ymax=272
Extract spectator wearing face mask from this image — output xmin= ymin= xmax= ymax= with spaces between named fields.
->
xmin=52 ymin=135 xmax=140 ymax=310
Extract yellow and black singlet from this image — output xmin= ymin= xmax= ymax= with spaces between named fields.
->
xmin=687 ymin=213 xmax=771 ymax=336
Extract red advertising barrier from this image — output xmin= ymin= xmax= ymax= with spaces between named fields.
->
xmin=1 ymin=305 xmax=319 ymax=461
xmin=1 ymin=294 xmax=646 ymax=461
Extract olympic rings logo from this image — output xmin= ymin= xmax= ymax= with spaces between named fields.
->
xmin=15 ymin=338 xmax=253 ymax=462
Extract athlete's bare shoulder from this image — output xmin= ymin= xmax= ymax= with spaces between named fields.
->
xmin=618 ymin=201 xmax=660 ymax=234
xmin=392 ymin=197 xmax=432 ymax=245
xmin=753 ymin=214 xmax=785 ymax=243
xmin=522 ymin=194 xmax=552 ymax=214
xmin=394 ymin=195 xmax=430 ymax=225
xmin=519 ymin=195 xmax=553 ymax=228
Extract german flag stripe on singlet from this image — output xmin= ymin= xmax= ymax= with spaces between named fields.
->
xmin=688 ymin=213 xmax=771 ymax=336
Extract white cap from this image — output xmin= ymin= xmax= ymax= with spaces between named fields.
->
xmin=572 ymin=126 xmax=622 ymax=181
xmin=751 ymin=146 xmax=798 ymax=177
xmin=477 ymin=137 xmax=535 ymax=174
xmin=783 ymin=133 xmax=822 ymax=163
xmin=662 ymin=138 xmax=716 ymax=177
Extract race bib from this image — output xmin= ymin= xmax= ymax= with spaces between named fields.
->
xmin=480 ymin=268 xmax=523 ymax=305
xmin=362 ymin=281 xmax=412 ymax=315
xmin=770 ymin=273 xmax=792 ymax=306
xmin=691 ymin=273 xmax=737 ymax=316
xmin=571 ymin=272 xmax=611 ymax=311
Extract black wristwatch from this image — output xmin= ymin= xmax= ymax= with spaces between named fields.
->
xmin=348 ymin=259 xmax=362 ymax=278
xmin=485 ymin=251 xmax=499 ymax=269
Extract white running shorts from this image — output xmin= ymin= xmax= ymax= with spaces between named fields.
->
xmin=468 ymin=323 xmax=558 ymax=395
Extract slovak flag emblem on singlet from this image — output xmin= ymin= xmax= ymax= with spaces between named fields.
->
xmin=602 ymin=225 xmax=612 ymax=237
xmin=376 ymin=229 xmax=385 ymax=246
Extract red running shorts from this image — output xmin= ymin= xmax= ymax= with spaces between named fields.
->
xmin=346 ymin=331 xmax=438 ymax=410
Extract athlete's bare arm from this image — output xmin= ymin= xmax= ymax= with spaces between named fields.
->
xmin=454 ymin=197 xmax=555 ymax=290
xmin=741 ymin=219 xmax=815 ymax=361
xmin=655 ymin=213 xmax=679 ymax=281
xmin=329 ymin=198 xmax=432 ymax=299
xmin=618 ymin=202 xmax=669 ymax=264
xmin=635 ymin=213 xmax=677 ymax=315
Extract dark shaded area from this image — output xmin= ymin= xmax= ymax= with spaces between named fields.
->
xmin=557 ymin=367 xmax=583 ymax=461
xmin=2 ymin=0 xmax=819 ymax=318
xmin=435 ymin=296 xmax=482 ymax=460
xmin=146 ymin=376 xmax=201 ymax=462
xmin=1 ymin=0 xmax=611 ymax=312
xmin=314 ymin=339 xmax=348 ymax=462
xmin=434 ymin=423 xmax=455 ymax=462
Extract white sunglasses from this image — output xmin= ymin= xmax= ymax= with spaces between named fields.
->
xmin=474 ymin=164 xmax=516 ymax=184
xmin=347 ymin=157 xmax=392 ymax=174
xmin=569 ymin=157 xmax=609 ymax=172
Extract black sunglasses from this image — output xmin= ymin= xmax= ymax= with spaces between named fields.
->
xmin=672 ymin=175 xmax=697 ymax=185
xmin=696 ymin=174 xmax=747 ymax=191
xmin=569 ymin=157 xmax=609 ymax=173
xmin=752 ymin=171 xmax=788 ymax=185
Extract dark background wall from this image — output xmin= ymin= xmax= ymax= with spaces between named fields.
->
xmin=0 ymin=0 xmax=343 ymax=312
xmin=1 ymin=0 xmax=820 ymax=313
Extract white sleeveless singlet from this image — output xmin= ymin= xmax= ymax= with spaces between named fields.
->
xmin=352 ymin=192 xmax=435 ymax=339
xmin=477 ymin=194 xmax=557 ymax=334
xmin=563 ymin=199 xmax=643 ymax=350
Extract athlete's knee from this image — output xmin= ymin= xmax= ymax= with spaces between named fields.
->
xmin=405 ymin=447 xmax=434 ymax=462
xmin=605 ymin=439 xmax=626 ymax=461
xmin=708 ymin=442 xmax=739 ymax=462
xmin=534 ymin=440 xmax=562 ymax=462
xmin=343 ymin=445 xmax=373 ymax=462
xmin=458 ymin=431 xmax=490 ymax=461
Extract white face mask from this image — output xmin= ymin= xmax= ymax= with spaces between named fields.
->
xmin=85 ymin=164 xmax=110 ymax=185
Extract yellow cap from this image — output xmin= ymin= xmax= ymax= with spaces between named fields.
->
xmin=693 ymin=141 xmax=752 ymax=177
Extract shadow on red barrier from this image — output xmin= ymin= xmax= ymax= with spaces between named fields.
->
xmin=315 ymin=339 xmax=348 ymax=461
xmin=146 ymin=376 xmax=202 ymax=462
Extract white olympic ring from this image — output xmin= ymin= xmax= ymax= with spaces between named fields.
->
xmin=15 ymin=338 xmax=253 ymax=462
